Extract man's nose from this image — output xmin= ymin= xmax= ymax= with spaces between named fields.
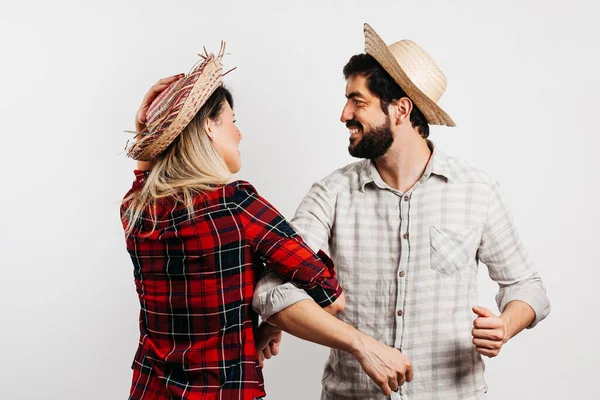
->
xmin=340 ymin=103 xmax=354 ymax=123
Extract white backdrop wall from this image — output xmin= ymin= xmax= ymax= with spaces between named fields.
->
xmin=1 ymin=0 xmax=598 ymax=399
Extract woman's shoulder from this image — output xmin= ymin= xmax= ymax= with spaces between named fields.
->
xmin=223 ymin=180 xmax=268 ymax=210
xmin=221 ymin=180 xmax=258 ymax=204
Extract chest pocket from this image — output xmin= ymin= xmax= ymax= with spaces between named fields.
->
xmin=429 ymin=226 xmax=480 ymax=275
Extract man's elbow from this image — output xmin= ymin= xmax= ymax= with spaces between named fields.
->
xmin=324 ymin=292 xmax=345 ymax=316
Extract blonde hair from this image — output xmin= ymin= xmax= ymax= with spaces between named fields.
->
xmin=122 ymin=88 xmax=233 ymax=236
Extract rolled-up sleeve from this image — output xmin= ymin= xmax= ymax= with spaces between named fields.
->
xmin=252 ymin=271 xmax=312 ymax=321
xmin=478 ymin=182 xmax=550 ymax=328
xmin=235 ymin=181 xmax=341 ymax=310
xmin=252 ymin=179 xmax=336 ymax=320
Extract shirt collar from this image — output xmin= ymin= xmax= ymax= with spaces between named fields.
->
xmin=358 ymin=140 xmax=454 ymax=192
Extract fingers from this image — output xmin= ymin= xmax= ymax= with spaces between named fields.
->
xmin=157 ymin=74 xmax=184 ymax=85
xmin=263 ymin=345 xmax=272 ymax=360
xmin=472 ymin=338 xmax=502 ymax=350
xmin=405 ymin=360 xmax=414 ymax=382
xmin=258 ymin=351 xmax=264 ymax=368
xmin=472 ymin=328 xmax=504 ymax=341
xmin=271 ymin=331 xmax=283 ymax=344
xmin=475 ymin=346 xmax=501 ymax=358
xmin=254 ymin=327 xmax=270 ymax=352
xmin=388 ymin=377 xmax=399 ymax=393
xmin=137 ymin=73 xmax=185 ymax=126
xmin=473 ymin=317 xmax=502 ymax=329
xmin=397 ymin=373 xmax=405 ymax=387
xmin=379 ymin=382 xmax=392 ymax=396
xmin=472 ymin=306 xmax=493 ymax=318
xmin=269 ymin=341 xmax=280 ymax=356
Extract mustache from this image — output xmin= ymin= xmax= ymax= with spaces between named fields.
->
xmin=346 ymin=120 xmax=363 ymax=130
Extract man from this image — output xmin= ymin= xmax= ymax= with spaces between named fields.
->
xmin=253 ymin=24 xmax=550 ymax=399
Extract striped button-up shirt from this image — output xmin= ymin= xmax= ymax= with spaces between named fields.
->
xmin=253 ymin=144 xmax=550 ymax=400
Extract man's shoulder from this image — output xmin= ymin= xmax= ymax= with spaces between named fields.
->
xmin=436 ymin=152 xmax=497 ymax=187
xmin=319 ymin=160 xmax=369 ymax=192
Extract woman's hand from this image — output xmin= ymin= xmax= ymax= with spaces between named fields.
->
xmin=254 ymin=321 xmax=283 ymax=368
xmin=133 ymin=73 xmax=184 ymax=171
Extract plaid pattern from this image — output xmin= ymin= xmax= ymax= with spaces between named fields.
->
xmin=121 ymin=171 xmax=342 ymax=400
xmin=254 ymin=143 xmax=550 ymax=400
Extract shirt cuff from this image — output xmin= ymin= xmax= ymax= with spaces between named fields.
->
xmin=252 ymin=274 xmax=312 ymax=321
xmin=307 ymin=250 xmax=343 ymax=305
xmin=496 ymin=280 xmax=551 ymax=328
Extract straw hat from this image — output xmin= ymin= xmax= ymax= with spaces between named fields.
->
xmin=127 ymin=43 xmax=231 ymax=161
xmin=363 ymin=23 xmax=455 ymax=126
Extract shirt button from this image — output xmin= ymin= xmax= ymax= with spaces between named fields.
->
xmin=397 ymin=309 xmax=404 ymax=317
xmin=403 ymin=233 xmax=409 ymax=240
xmin=399 ymin=270 xmax=406 ymax=278
xmin=403 ymin=196 xmax=409 ymax=202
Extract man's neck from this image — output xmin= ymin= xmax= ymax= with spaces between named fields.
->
xmin=374 ymin=136 xmax=432 ymax=193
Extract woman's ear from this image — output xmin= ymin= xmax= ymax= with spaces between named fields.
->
xmin=204 ymin=118 xmax=216 ymax=141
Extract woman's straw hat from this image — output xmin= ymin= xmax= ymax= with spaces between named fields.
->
xmin=363 ymin=23 xmax=455 ymax=126
xmin=127 ymin=43 xmax=231 ymax=161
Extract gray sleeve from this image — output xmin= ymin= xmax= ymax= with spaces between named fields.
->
xmin=252 ymin=179 xmax=335 ymax=320
xmin=251 ymin=271 xmax=312 ymax=321
xmin=478 ymin=182 xmax=551 ymax=328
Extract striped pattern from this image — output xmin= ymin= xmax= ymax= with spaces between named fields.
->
xmin=121 ymin=172 xmax=342 ymax=399
xmin=254 ymin=143 xmax=550 ymax=400
xmin=128 ymin=52 xmax=224 ymax=161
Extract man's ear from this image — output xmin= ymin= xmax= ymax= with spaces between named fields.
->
xmin=391 ymin=97 xmax=413 ymax=126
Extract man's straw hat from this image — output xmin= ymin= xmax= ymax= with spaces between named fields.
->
xmin=364 ymin=23 xmax=455 ymax=126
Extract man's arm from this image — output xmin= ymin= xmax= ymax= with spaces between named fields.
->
xmin=472 ymin=182 xmax=551 ymax=357
xmin=265 ymin=299 xmax=413 ymax=396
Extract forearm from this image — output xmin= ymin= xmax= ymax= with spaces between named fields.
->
xmin=268 ymin=299 xmax=361 ymax=356
xmin=499 ymin=300 xmax=536 ymax=341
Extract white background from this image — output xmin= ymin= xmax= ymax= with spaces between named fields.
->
xmin=1 ymin=0 xmax=598 ymax=399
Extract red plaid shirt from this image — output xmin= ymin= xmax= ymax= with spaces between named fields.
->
xmin=121 ymin=171 xmax=342 ymax=400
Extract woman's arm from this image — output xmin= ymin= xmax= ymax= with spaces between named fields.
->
xmin=132 ymin=74 xmax=184 ymax=171
xmin=234 ymin=181 xmax=343 ymax=307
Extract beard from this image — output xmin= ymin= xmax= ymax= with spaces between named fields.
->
xmin=347 ymin=117 xmax=394 ymax=160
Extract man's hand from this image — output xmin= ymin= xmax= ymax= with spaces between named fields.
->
xmin=351 ymin=335 xmax=413 ymax=396
xmin=254 ymin=322 xmax=283 ymax=368
xmin=133 ymin=73 xmax=183 ymax=170
xmin=472 ymin=306 xmax=509 ymax=358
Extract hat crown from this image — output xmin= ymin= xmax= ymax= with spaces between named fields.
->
xmin=363 ymin=23 xmax=456 ymax=126
xmin=387 ymin=40 xmax=447 ymax=103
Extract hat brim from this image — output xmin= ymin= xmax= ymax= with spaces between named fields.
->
xmin=364 ymin=23 xmax=455 ymax=127
xmin=128 ymin=56 xmax=224 ymax=161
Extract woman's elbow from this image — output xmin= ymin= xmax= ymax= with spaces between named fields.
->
xmin=324 ymin=292 xmax=345 ymax=315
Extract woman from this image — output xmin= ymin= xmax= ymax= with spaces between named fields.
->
xmin=121 ymin=47 xmax=344 ymax=399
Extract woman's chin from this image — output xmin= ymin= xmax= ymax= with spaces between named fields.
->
xmin=228 ymin=162 xmax=242 ymax=174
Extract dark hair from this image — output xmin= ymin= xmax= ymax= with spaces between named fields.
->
xmin=343 ymin=54 xmax=429 ymax=138
xmin=206 ymin=85 xmax=234 ymax=121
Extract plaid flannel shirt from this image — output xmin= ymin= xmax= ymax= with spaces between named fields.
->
xmin=121 ymin=171 xmax=341 ymax=400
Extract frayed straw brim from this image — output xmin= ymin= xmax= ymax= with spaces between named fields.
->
xmin=364 ymin=23 xmax=455 ymax=127
xmin=127 ymin=43 xmax=230 ymax=161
